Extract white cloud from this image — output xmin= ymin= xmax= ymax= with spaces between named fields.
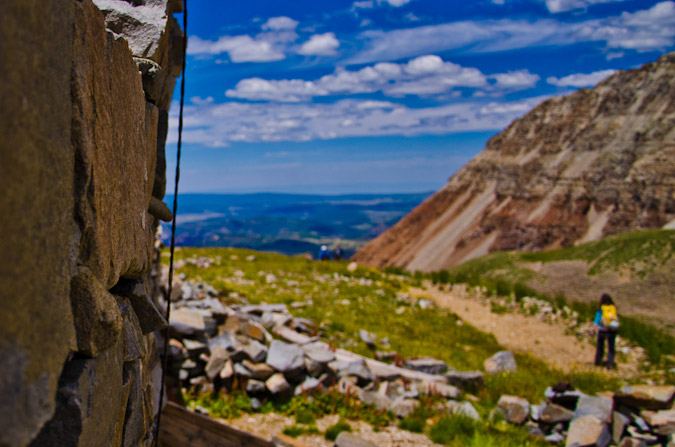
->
xmin=190 ymin=96 xmax=214 ymax=105
xmin=188 ymin=35 xmax=286 ymax=62
xmin=298 ymin=33 xmax=340 ymax=56
xmin=262 ymin=16 xmax=298 ymax=31
xmin=547 ymin=69 xmax=616 ymax=87
xmin=352 ymin=0 xmax=375 ymax=8
xmin=226 ymin=55 xmax=538 ymax=102
xmin=188 ymin=16 xmax=302 ymax=62
xmin=491 ymin=70 xmax=540 ymax=89
xmin=349 ymin=2 xmax=675 ymax=63
xmin=168 ymin=96 xmax=546 ymax=145
xmin=226 ymin=78 xmax=327 ymax=102
xmin=378 ymin=0 xmax=412 ymax=6
xmin=544 ymin=0 xmax=623 ymax=13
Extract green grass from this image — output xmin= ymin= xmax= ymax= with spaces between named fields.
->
xmin=171 ymin=246 xmax=648 ymax=445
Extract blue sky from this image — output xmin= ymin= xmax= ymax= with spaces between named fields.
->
xmin=167 ymin=0 xmax=675 ymax=194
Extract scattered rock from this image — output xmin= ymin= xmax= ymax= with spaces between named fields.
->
xmin=359 ymin=330 xmax=377 ymax=348
xmin=497 ymin=395 xmax=530 ymax=424
xmin=405 ymin=357 xmax=448 ymax=375
xmin=641 ymin=409 xmax=675 ymax=435
xmin=266 ymin=340 xmax=305 ymax=375
xmin=613 ymin=411 xmax=630 ymax=444
xmin=241 ymin=360 xmax=275 ymax=381
xmin=345 ymin=359 xmax=374 ymax=386
xmin=265 ymin=373 xmax=290 ymax=395
xmin=170 ymin=308 xmax=206 ymax=336
xmin=574 ymin=394 xmax=613 ymax=424
xmin=614 ymin=385 xmax=675 ymax=411
xmin=446 ymin=401 xmax=481 ymax=421
xmin=484 ymin=351 xmax=517 ymax=375
xmin=566 ymin=415 xmax=610 ymax=447
xmin=360 ymin=390 xmax=393 ymax=411
xmin=204 ymin=348 xmax=229 ymax=381
xmin=414 ymin=381 xmax=460 ymax=399
xmin=618 ymin=438 xmax=645 ymax=447
xmin=540 ymin=402 xmax=575 ymax=424
xmin=390 ymin=398 xmax=419 ymax=418
xmin=246 ymin=379 xmax=266 ymax=395
xmin=445 ymin=371 xmax=484 ymax=391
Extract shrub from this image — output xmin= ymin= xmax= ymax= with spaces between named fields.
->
xmin=282 ymin=424 xmax=319 ymax=438
xmin=325 ymin=419 xmax=352 ymax=441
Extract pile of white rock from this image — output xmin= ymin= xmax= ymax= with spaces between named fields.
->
xmin=496 ymin=384 xmax=675 ymax=446
xmin=163 ymin=277 xmax=486 ymax=420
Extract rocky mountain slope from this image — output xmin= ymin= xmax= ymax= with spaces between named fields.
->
xmin=353 ymin=53 xmax=675 ymax=271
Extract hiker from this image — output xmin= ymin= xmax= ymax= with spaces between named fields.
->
xmin=333 ymin=245 xmax=344 ymax=261
xmin=593 ymin=293 xmax=619 ymax=369
xmin=318 ymin=245 xmax=331 ymax=261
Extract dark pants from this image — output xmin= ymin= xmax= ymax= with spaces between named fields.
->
xmin=595 ymin=330 xmax=617 ymax=367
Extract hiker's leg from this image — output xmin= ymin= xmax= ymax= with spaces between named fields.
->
xmin=594 ymin=332 xmax=605 ymax=366
xmin=607 ymin=331 xmax=617 ymax=368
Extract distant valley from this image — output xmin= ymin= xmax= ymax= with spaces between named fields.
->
xmin=161 ymin=192 xmax=431 ymax=257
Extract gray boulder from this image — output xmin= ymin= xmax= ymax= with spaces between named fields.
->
xmin=266 ymin=340 xmax=305 ymax=374
xmin=497 ymin=395 xmax=530 ymax=424
xmin=574 ymin=394 xmax=613 ymax=424
xmin=346 ymin=359 xmax=374 ymax=386
xmin=540 ymin=402 xmax=575 ymax=424
xmin=445 ymin=370 xmax=484 ymax=391
xmin=484 ymin=351 xmax=517 ymax=375
xmin=405 ymin=357 xmax=448 ymax=375
xmin=566 ymin=414 xmax=610 ymax=447
xmin=265 ymin=373 xmax=291 ymax=395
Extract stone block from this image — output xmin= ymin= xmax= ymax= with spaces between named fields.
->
xmin=111 ymin=279 xmax=167 ymax=335
xmin=70 ymin=267 xmax=124 ymax=358
xmin=29 ymin=336 xmax=130 ymax=447
xmin=0 ymin=1 xmax=79 ymax=445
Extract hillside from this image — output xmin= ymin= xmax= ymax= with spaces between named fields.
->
xmin=353 ymin=53 xmax=675 ymax=271
xmin=438 ymin=229 xmax=675 ymax=335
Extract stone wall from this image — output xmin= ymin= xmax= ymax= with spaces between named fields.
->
xmin=0 ymin=1 xmax=182 ymax=446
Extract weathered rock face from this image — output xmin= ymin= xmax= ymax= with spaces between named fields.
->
xmin=0 ymin=0 xmax=182 ymax=446
xmin=353 ymin=53 xmax=675 ymax=271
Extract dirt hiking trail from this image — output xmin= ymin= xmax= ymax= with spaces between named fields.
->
xmin=410 ymin=286 xmax=638 ymax=375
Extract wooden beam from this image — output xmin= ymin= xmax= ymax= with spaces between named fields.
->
xmin=158 ymin=402 xmax=276 ymax=447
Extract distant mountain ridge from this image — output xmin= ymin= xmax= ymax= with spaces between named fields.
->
xmin=354 ymin=53 xmax=675 ymax=271
xmin=163 ymin=192 xmax=431 ymax=257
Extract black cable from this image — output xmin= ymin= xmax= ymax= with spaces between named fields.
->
xmin=154 ymin=0 xmax=187 ymax=445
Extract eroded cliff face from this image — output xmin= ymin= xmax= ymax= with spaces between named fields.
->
xmin=353 ymin=54 xmax=675 ymax=272
xmin=0 ymin=0 xmax=182 ymax=446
